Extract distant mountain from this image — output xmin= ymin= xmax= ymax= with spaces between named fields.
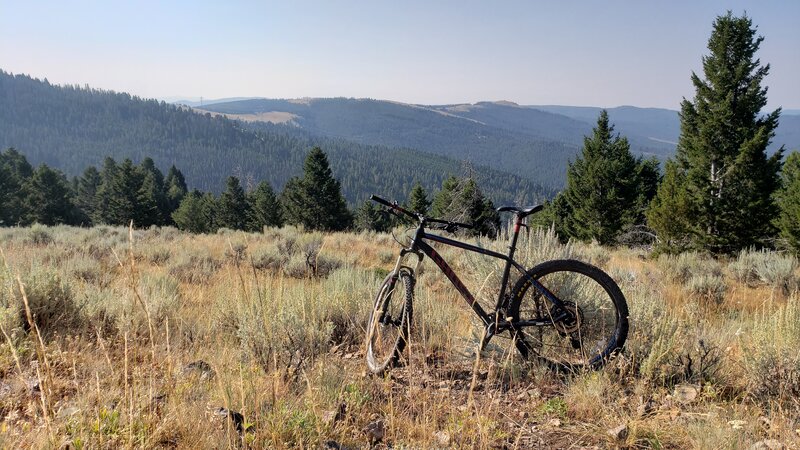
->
xmin=198 ymin=98 xmax=580 ymax=188
xmin=0 ymin=71 xmax=544 ymax=205
xmin=783 ymin=109 xmax=800 ymax=116
xmin=168 ymin=97 xmax=262 ymax=107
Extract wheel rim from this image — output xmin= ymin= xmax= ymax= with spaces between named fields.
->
xmin=366 ymin=277 xmax=407 ymax=369
xmin=516 ymin=269 xmax=619 ymax=369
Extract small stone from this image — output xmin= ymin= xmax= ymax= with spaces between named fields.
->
xmin=363 ymin=419 xmax=385 ymax=444
xmin=214 ymin=407 xmax=249 ymax=434
xmin=673 ymin=384 xmax=699 ymax=404
xmin=518 ymin=410 xmax=529 ymax=420
xmin=182 ymin=360 xmax=215 ymax=381
xmin=434 ymin=431 xmax=450 ymax=446
xmin=751 ymin=440 xmax=784 ymax=450
xmin=608 ymin=424 xmax=628 ymax=441
xmin=547 ymin=418 xmax=562 ymax=427
xmin=637 ymin=398 xmax=657 ymax=417
xmin=322 ymin=403 xmax=347 ymax=427
xmin=728 ymin=420 xmax=747 ymax=430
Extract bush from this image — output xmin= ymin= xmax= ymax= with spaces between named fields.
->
xmin=729 ymin=249 xmax=798 ymax=295
xmin=685 ymin=274 xmax=728 ymax=305
xmin=659 ymin=251 xmax=722 ymax=284
xmin=0 ymin=267 xmax=83 ymax=338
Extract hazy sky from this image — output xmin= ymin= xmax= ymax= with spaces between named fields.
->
xmin=2 ymin=1 xmax=798 ymax=109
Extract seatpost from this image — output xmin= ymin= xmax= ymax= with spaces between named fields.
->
xmin=495 ymin=213 xmax=524 ymax=310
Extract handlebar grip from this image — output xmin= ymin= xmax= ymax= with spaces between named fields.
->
xmin=370 ymin=194 xmax=393 ymax=208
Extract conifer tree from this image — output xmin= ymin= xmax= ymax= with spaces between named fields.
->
xmin=139 ymin=158 xmax=168 ymax=225
xmin=75 ymin=166 xmax=101 ymax=223
xmin=93 ymin=157 xmax=119 ymax=224
xmin=106 ymin=159 xmax=143 ymax=226
xmin=280 ymin=147 xmax=352 ymax=231
xmin=217 ymin=176 xmax=249 ymax=230
xmin=558 ymin=111 xmax=654 ymax=245
xmin=0 ymin=148 xmax=29 ymax=225
xmin=775 ymin=151 xmax=800 ymax=253
xmin=647 ymin=12 xmax=782 ymax=253
xmin=164 ymin=165 xmax=188 ymax=214
xmin=172 ymin=190 xmax=212 ymax=233
xmin=354 ymin=200 xmax=393 ymax=232
xmin=25 ymin=164 xmax=78 ymax=225
xmin=407 ymin=182 xmax=431 ymax=215
xmin=246 ymin=181 xmax=283 ymax=231
xmin=431 ymin=176 xmax=499 ymax=238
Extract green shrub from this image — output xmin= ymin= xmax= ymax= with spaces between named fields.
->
xmin=659 ymin=252 xmax=722 ymax=284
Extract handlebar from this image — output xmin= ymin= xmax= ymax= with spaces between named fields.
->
xmin=370 ymin=194 xmax=474 ymax=231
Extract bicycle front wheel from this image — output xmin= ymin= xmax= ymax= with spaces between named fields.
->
xmin=508 ymin=259 xmax=628 ymax=370
xmin=365 ymin=269 xmax=414 ymax=374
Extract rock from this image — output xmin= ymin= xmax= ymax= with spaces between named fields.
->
xmin=323 ymin=441 xmax=349 ymax=450
xmin=673 ymin=384 xmax=699 ymax=404
xmin=751 ymin=440 xmax=784 ymax=450
xmin=214 ymin=407 xmax=249 ymax=434
xmin=363 ymin=419 xmax=385 ymax=444
xmin=322 ymin=403 xmax=347 ymax=427
xmin=728 ymin=420 xmax=747 ymax=430
xmin=547 ymin=418 xmax=562 ymax=427
xmin=434 ymin=431 xmax=450 ymax=446
xmin=182 ymin=360 xmax=215 ymax=381
xmin=607 ymin=424 xmax=628 ymax=441
xmin=637 ymin=398 xmax=657 ymax=418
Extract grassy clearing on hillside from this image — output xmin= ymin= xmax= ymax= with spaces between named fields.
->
xmin=0 ymin=225 xmax=798 ymax=448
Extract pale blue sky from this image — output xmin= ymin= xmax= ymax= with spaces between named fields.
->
xmin=1 ymin=1 xmax=798 ymax=109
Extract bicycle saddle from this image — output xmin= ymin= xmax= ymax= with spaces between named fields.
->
xmin=496 ymin=204 xmax=544 ymax=218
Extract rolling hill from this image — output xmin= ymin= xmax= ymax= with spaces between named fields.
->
xmin=0 ymin=71 xmax=546 ymax=205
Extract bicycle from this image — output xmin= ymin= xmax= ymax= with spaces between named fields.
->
xmin=365 ymin=194 xmax=629 ymax=374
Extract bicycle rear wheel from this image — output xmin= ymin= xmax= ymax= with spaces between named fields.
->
xmin=365 ymin=269 xmax=414 ymax=374
xmin=508 ymin=259 xmax=628 ymax=370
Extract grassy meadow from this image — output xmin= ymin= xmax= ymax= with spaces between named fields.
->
xmin=0 ymin=224 xmax=799 ymax=448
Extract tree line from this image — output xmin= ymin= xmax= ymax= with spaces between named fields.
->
xmin=538 ymin=12 xmax=800 ymax=255
xmin=0 ymin=145 xmax=501 ymax=236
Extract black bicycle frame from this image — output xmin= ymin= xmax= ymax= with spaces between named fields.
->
xmin=405 ymin=222 xmax=569 ymax=330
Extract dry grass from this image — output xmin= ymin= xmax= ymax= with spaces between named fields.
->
xmin=0 ymin=224 xmax=798 ymax=448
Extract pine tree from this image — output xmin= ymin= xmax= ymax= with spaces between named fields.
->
xmin=646 ymin=161 xmax=695 ymax=252
xmin=354 ymin=200 xmax=392 ymax=232
xmin=139 ymin=158 xmax=168 ymax=225
xmin=164 ymin=165 xmax=188 ymax=215
xmin=558 ymin=111 xmax=654 ymax=245
xmin=431 ymin=176 xmax=500 ymax=238
xmin=25 ymin=164 xmax=79 ymax=225
xmin=172 ymin=190 xmax=212 ymax=233
xmin=217 ymin=176 xmax=249 ymax=230
xmin=647 ymin=12 xmax=783 ymax=253
xmin=106 ymin=159 xmax=143 ymax=226
xmin=93 ymin=157 xmax=119 ymax=224
xmin=75 ymin=166 xmax=101 ymax=223
xmin=246 ymin=181 xmax=283 ymax=231
xmin=407 ymin=182 xmax=431 ymax=215
xmin=0 ymin=148 xmax=29 ymax=225
xmin=775 ymin=151 xmax=800 ymax=253
xmin=280 ymin=147 xmax=353 ymax=231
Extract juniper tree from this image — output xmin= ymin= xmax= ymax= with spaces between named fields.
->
xmin=647 ymin=12 xmax=783 ymax=253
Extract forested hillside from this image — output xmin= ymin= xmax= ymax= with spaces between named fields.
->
xmin=198 ymin=98 xmax=580 ymax=187
xmin=0 ymin=71 xmax=546 ymax=205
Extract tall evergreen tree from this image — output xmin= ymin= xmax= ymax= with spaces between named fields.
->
xmin=164 ymin=165 xmax=188 ymax=213
xmin=93 ymin=157 xmax=119 ymax=224
xmin=775 ymin=151 xmax=800 ymax=253
xmin=556 ymin=111 xmax=655 ymax=245
xmin=246 ymin=180 xmax=283 ymax=231
xmin=354 ymin=200 xmax=393 ymax=232
xmin=75 ymin=166 xmax=101 ymax=223
xmin=647 ymin=12 xmax=783 ymax=253
xmin=172 ymin=190 xmax=213 ymax=233
xmin=217 ymin=176 xmax=249 ymax=230
xmin=407 ymin=182 xmax=431 ymax=215
xmin=106 ymin=159 xmax=143 ymax=226
xmin=0 ymin=148 xmax=29 ymax=225
xmin=431 ymin=176 xmax=500 ymax=238
xmin=280 ymin=147 xmax=353 ymax=231
xmin=24 ymin=164 xmax=79 ymax=225
xmin=139 ymin=158 xmax=169 ymax=224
